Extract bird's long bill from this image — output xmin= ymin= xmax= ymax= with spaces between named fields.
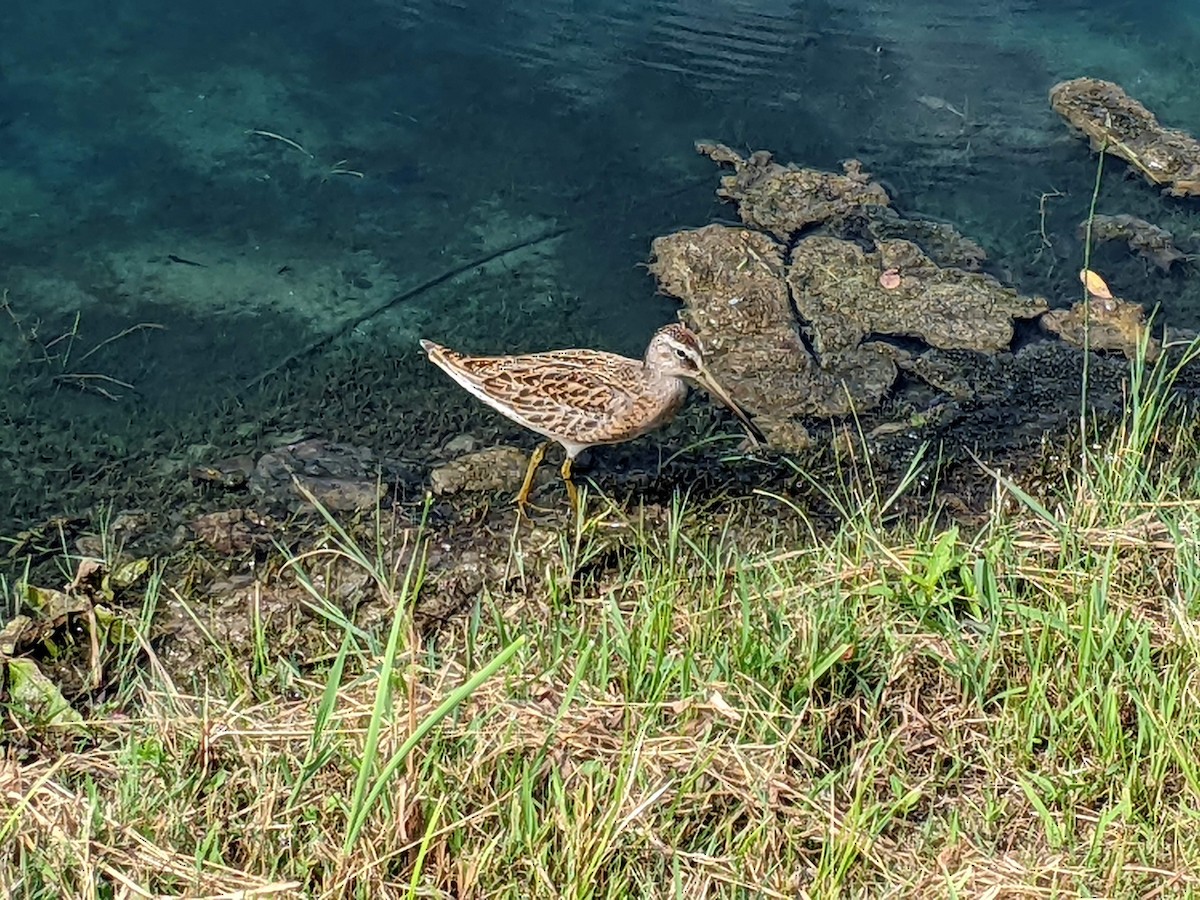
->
xmin=693 ymin=367 xmax=767 ymax=448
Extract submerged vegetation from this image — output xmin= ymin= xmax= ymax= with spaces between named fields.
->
xmin=3 ymin=328 xmax=1200 ymax=898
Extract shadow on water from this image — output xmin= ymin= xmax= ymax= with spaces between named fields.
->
xmin=2 ymin=0 xmax=1200 ymax=529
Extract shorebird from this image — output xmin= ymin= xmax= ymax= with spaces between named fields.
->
xmin=420 ymin=322 xmax=764 ymax=512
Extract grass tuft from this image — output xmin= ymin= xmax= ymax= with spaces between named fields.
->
xmin=4 ymin=334 xmax=1200 ymax=897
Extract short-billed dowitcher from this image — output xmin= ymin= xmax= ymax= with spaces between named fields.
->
xmin=420 ymin=323 xmax=764 ymax=511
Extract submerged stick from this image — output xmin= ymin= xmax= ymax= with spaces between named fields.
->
xmin=78 ymin=322 xmax=165 ymax=363
xmin=239 ymin=226 xmax=569 ymax=395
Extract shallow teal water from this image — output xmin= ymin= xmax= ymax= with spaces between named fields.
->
xmin=1 ymin=0 xmax=1199 ymax=525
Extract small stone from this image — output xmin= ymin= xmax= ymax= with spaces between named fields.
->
xmin=429 ymin=446 xmax=531 ymax=496
xmin=249 ymin=438 xmax=408 ymax=512
xmin=443 ymin=434 xmax=481 ymax=456
xmin=190 ymin=509 xmax=278 ymax=555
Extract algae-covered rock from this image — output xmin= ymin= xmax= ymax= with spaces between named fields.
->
xmin=429 ymin=445 xmax=531 ymax=496
xmin=697 ymin=141 xmax=891 ymax=238
xmin=649 ymin=224 xmax=826 ymax=448
xmin=1040 ymin=296 xmax=1159 ymax=360
xmin=250 ymin=439 xmax=408 ymax=512
xmin=787 ymin=236 xmax=1047 ymax=355
xmin=1084 ymin=214 xmax=1186 ymax=271
xmin=648 ymin=222 xmax=1049 ymax=449
xmin=1050 ymin=78 xmax=1200 ymax=197
xmin=647 ymin=141 xmax=1183 ymax=455
xmin=190 ymin=508 xmax=279 ymax=555
xmin=861 ymin=206 xmax=988 ymax=271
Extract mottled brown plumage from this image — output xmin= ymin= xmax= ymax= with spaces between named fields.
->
xmin=420 ymin=323 xmax=763 ymax=511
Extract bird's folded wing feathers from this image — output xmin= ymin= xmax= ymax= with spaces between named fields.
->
xmin=478 ymin=364 xmax=638 ymax=434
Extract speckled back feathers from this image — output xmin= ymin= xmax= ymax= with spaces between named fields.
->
xmin=419 ymin=325 xmax=700 ymax=451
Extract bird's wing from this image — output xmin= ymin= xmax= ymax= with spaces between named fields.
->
xmin=426 ymin=347 xmax=644 ymax=445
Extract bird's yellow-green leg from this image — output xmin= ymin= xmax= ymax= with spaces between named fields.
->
xmin=561 ymin=456 xmax=580 ymax=514
xmin=515 ymin=442 xmax=548 ymax=512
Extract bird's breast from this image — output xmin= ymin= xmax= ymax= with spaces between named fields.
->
xmin=628 ymin=376 xmax=688 ymax=437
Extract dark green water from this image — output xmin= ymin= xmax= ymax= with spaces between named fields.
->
xmin=2 ymin=0 xmax=1200 ymax=527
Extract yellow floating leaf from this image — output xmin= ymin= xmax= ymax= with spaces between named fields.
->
xmin=1079 ymin=268 xmax=1113 ymax=300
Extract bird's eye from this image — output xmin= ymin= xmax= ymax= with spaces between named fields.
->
xmin=675 ymin=348 xmax=688 ymax=359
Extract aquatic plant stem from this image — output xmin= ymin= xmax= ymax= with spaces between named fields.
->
xmin=1079 ymin=143 xmax=1106 ymax=469
xmin=239 ymin=226 xmax=570 ymax=395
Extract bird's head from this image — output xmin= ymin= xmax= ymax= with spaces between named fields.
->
xmin=644 ymin=323 xmax=766 ymax=447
